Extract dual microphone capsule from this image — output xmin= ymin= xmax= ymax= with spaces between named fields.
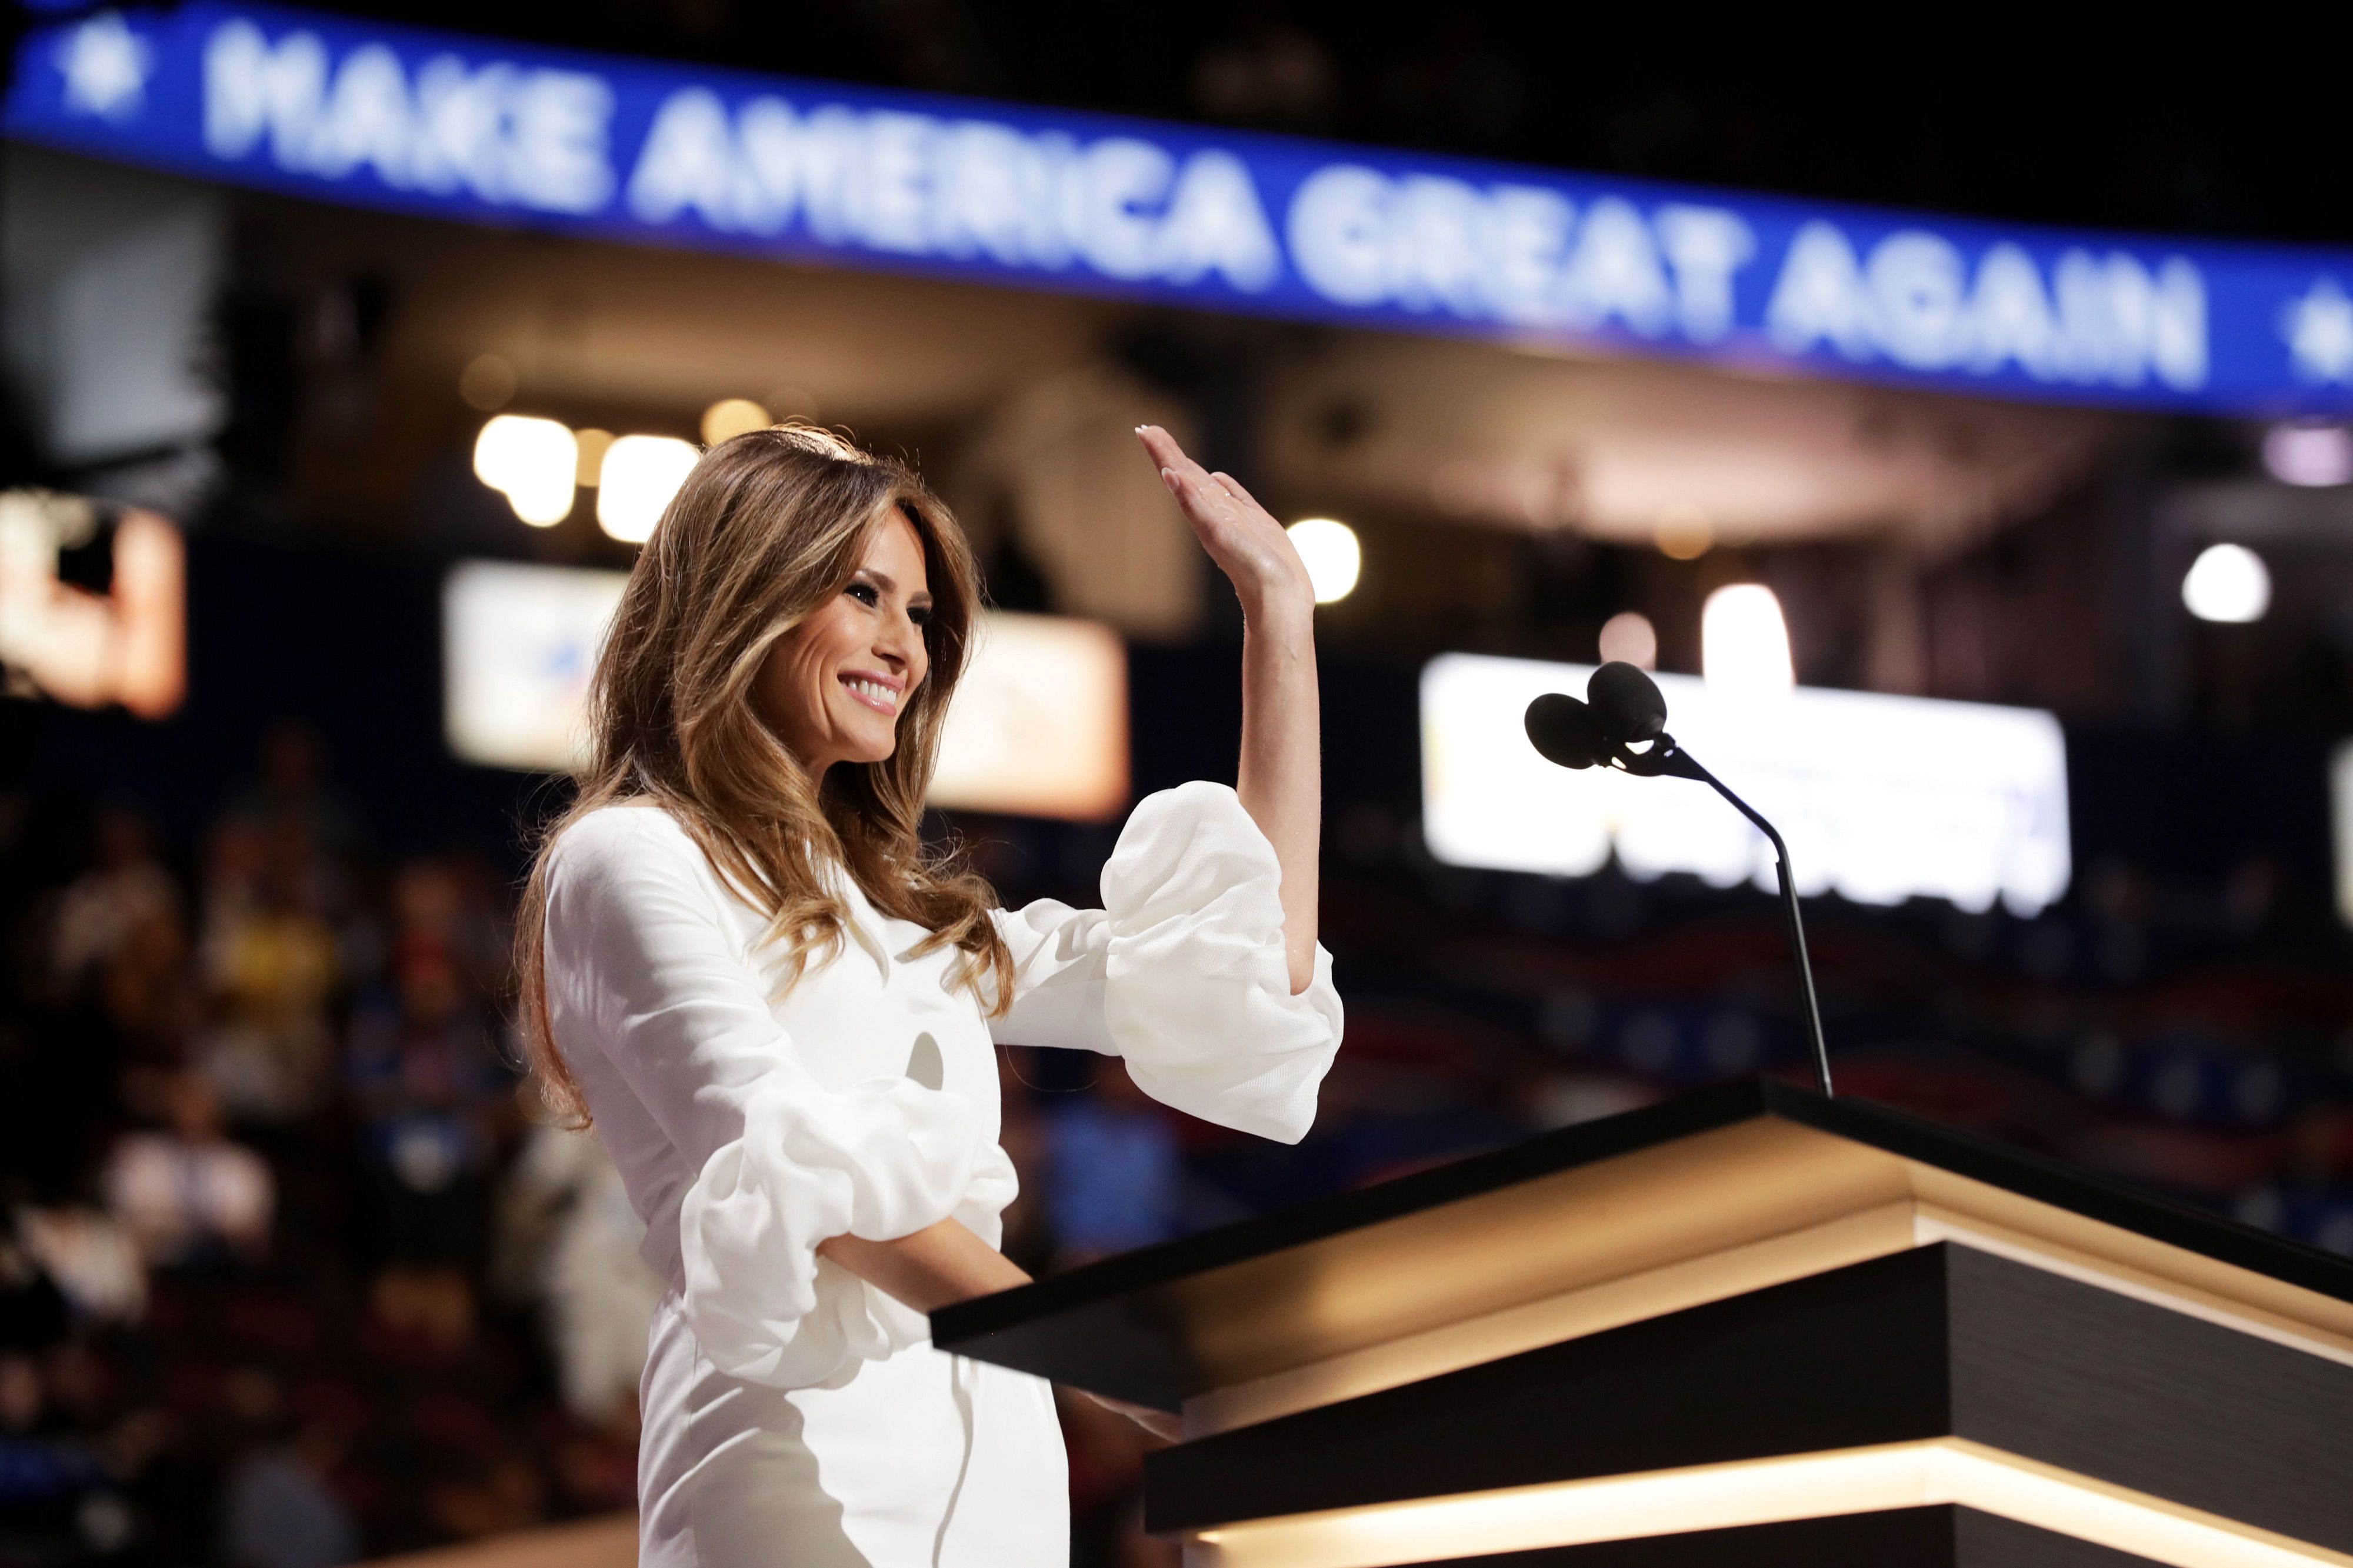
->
xmin=1523 ymin=661 xmax=1670 ymax=773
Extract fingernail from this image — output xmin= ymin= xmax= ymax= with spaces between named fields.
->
xmin=1159 ymin=467 xmax=1179 ymax=492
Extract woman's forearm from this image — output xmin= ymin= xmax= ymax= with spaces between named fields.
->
xmin=1131 ymin=424 xmax=1323 ymax=995
xmin=816 ymin=1217 xmax=1030 ymax=1314
xmin=822 ymin=1224 xmax=1178 ymax=1439
xmin=1235 ymin=596 xmax=1321 ymax=995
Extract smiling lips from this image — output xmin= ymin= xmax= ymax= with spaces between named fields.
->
xmin=841 ymin=672 xmax=904 ymax=715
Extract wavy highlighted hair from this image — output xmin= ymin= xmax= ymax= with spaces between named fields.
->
xmin=514 ymin=425 xmax=1013 ymax=1125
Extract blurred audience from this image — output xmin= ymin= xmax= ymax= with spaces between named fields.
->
xmin=346 ymin=934 xmax=508 ymax=1273
xmin=195 ymin=818 xmax=342 ymax=1125
xmin=0 ymin=735 xmax=635 ymax=1566
xmin=1045 ymin=1066 xmax=1182 ymax=1264
xmin=102 ymin=1072 xmax=272 ymax=1267
xmin=219 ymin=1426 xmax=359 ymax=1568
xmin=495 ymin=1116 xmax=661 ymax=1432
xmin=46 ymin=808 xmax=176 ymax=1002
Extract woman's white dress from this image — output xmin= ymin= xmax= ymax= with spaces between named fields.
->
xmin=541 ymin=782 xmax=1344 ymax=1567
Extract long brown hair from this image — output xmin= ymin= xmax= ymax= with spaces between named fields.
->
xmin=514 ymin=424 xmax=1013 ymax=1125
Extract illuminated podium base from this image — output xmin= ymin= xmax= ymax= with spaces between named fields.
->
xmin=932 ymin=1082 xmax=2353 ymax=1568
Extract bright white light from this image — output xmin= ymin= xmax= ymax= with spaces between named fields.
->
xmin=472 ymin=416 xmax=577 ymax=526
xmin=2261 ymin=423 xmax=2353 ymax=488
xmin=1420 ymin=653 xmax=2071 ymax=915
xmin=1287 ymin=518 xmax=1361 ymax=604
xmin=1701 ymin=583 xmax=1794 ymax=697
xmin=1597 ymin=611 xmax=1657 ymax=670
xmin=2182 ymin=543 xmax=2271 ymax=624
xmin=597 ymin=435 xmax=699 ymax=544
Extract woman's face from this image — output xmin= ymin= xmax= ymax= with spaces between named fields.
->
xmin=757 ymin=509 xmax=934 ymax=778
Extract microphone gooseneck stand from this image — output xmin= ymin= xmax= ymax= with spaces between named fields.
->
xmin=1523 ymin=665 xmax=1834 ymax=1098
xmin=1614 ymin=733 xmax=1832 ymax=1099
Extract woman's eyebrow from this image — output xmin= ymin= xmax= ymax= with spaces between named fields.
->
xmin=855 ymin=567 xmax=898 ymax=593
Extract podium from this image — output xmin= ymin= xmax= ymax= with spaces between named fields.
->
xmin=932 ymin=1080 xmax=2353 ymax=1567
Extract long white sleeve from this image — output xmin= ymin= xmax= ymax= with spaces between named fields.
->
xmin=992 ymin=781 xmax=1343 ymax=1143
xmin=543 ymin=808 xmax=1011 ymax=1388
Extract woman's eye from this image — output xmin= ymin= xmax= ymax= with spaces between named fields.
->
xmin=908 ymin=605 xmax=932 ymax=628
xmin=846 ymin=583 xmax=879 ymax=607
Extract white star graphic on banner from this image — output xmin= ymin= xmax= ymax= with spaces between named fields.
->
xmin=58 ymin=12 xmax=152 ymax=124
xmin=2283 ymin=279 xmax=2353 ymax=385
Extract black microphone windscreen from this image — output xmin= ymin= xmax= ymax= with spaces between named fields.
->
xmin=1525 ymin=693 xmax=1607 ymax=769
xmin=1588 ymin=661 xmax=1667 ymax=744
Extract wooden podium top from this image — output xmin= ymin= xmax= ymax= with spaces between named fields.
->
xmin=932 ymin=1080 xmax=2353 ymax=1423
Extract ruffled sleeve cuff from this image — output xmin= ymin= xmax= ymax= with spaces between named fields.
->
xmin=1102 ymin=781 xmax=1344 ymax=1145
xmin=676 ymin=1072 xmax=1008 ymax=1388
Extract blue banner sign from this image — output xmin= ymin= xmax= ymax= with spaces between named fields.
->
xmin=14 ymin=4 xmax=2353 ymax=417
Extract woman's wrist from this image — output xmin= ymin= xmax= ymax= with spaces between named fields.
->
xmin=1239 ymin=581 xmax=1316 ymax=642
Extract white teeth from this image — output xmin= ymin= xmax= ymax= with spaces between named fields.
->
xmin=847 ymin=678 xmax=896 ymax=709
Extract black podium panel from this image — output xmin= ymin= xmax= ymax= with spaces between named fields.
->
xmin=1381 ymin=1507 xmax=2153 ymax=1567
xmin=1145 ymin=1243 xmax=2353 ymax=1548
xmin=940 ymin=1083 xmax=2353 ymax=1564
xmin=933 ymin=1082 xmax=2353 ymax=1413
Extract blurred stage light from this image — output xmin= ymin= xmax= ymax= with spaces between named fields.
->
xmin=1597 ymin=611 xmax=1658 ymax=670
xmin=598 ymin=435 xmax=699 ymax=543
xmin=0 ymin=492 xmax=185 ymax=719
xmin=2182 ymin=543 xmax=2271 ymax=623
xmin=1654 ymin=504 xmax=1714 ymax=560
xmin=1287 ymin=518 xmax=1361 ymax=603
xmin=472 ymin=415 xmax=577 ymax=526
xmin=1701 ymin=584 xmax=1794 ymax=697
xmin=701 ymin=398 xmax=771 ymax=445
xmin=574 ymin=428 xmax=614 ymax=486
xmin=458 ymin=353 xmax=516 ymax=412
xmin=2261 ymin=423 xmax=2353 ymax=487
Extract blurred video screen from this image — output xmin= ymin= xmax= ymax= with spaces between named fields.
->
xmin=1421 ymin=652 xmax=2071 ymax=916
xmin=442 ymin=560 xmax=631 ymax=773
xmin=929 ymin=612 xmax=1129 ymax=822
xmin=444 ymin=563 xmax=1129 ymax=820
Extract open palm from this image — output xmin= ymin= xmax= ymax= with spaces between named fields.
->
xmin=1136 ymin=425 xmax=1313 ymax=617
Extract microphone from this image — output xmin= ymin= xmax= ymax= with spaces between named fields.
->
xmin=1524 ymin=692 xmax=1610 ymax=769
xmin=1523 ymin=663 xmax=1833 ymax=1097
xmin=1587 ymin=661 xmax=1665 ymax=745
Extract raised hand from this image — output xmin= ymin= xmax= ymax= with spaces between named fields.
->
xmin=1135 ymin=425 xmax=1312 ymax=625
xmin=1135 ymin=423 xmax=1322 ymax=995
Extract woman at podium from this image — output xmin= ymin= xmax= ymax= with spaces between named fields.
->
xmin=513 ymin=422 xmax=1342 ymax=1567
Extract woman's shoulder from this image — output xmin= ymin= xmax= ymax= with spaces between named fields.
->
xmin=546 ymin=800 xmax=705 ymax=885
